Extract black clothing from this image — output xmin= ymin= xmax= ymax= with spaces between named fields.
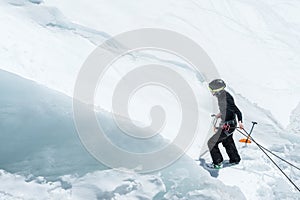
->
xmin=217 ymin=90 xmax=242 ymax=123
xmin=208 ymin=125 xmax=240 ymax=164
xmin=208 ymin=90 xmax=241 ymax=165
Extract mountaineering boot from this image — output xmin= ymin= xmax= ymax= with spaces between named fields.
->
xmin=207 ymin=162 xmax=223 ymax=169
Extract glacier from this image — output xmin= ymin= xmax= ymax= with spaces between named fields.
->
xmin=0 ymin=0 xmax=300 ymax=199
xmin=0 ymin=70 xmax=245 ymax=199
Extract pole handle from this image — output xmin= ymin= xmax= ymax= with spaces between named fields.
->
xmin=245 ymin=121 xmax=258 ymax=143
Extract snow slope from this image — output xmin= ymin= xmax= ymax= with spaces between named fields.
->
xmin=1 ymin=0 xmax=300 ymax=127
xmin=0 ymin=70 xmax=245 ymax=199
xmin=1 ymin=0 xmax=300 ymax=199
xmin=201 ymin=92 xmax=300 ymax=199
xmin=0 ymin=51 xmax=299 ymax=199
xmin=0 ymin=69 xmax=299 ymax=199
xmin=288 ymin=102 xmax=300 ymax=135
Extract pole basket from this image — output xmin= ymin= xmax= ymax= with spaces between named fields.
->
xmin=239 ymin=138 xmax=251 ymax=143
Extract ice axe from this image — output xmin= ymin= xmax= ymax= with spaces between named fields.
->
xmin=211 ymin=114 xmax=219 ymax=133
xmin=239 ymin=121 xmax=257 ymax=144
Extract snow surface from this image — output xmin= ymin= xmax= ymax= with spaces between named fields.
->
xmin=288 ymin=102 xmax=300 ymax=135
xmin=0 ymin=70 xmax=246 ymax=199
xmin=0 ymin=0 xmax=300 ymax=127
xmin=1 ymin=0 xmax=300 ymax=199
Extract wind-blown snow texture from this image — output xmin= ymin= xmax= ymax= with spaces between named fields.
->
xmin=1 ymin=0 xmax=300 ymax=126
xmin=0 ymin=0 xmax=300 ymax=199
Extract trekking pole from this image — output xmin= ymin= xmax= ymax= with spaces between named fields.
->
xmin=245 ymin=121 xmax=257 ymax=143
xmin=239 ymin=121 xmax=257 ymax=144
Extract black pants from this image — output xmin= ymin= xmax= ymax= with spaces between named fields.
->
xmin=208 ymin=128 xmax=241 ymax=165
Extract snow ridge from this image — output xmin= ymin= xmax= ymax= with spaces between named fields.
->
xmin=288 ymin=102 xmax=300 ymax=135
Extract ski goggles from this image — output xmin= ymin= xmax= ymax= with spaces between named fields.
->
xmin=209 ymin=86 xmax=225 ymax=96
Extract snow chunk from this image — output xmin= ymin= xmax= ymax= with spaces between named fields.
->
xmin=288 ymin=102 xmax=300 ymax=134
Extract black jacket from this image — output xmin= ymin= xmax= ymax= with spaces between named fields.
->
xmin=217 ymin=90 xmax=242 ymax=123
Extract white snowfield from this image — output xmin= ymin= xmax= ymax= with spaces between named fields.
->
xmin=1 ymin=0 xmax=300 ymax=127
xmin=0 ymin=0 xmax=300 ymax=199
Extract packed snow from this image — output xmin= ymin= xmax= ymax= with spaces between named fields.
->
xmin=0 ymin=0 xmax=300 ymax=199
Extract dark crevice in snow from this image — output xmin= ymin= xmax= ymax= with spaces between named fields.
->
xmin=7 ymin=0 xmax=43 ymax=6
xmin=28 ymin=0 xmax=43 ymax=4
xmin=45 ymin=22 xmax=74 ymax=31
